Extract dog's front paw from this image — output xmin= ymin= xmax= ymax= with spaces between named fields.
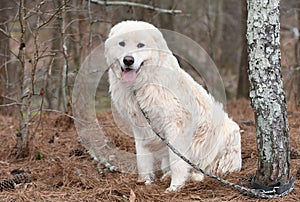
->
xmin=160 ymin=171 xmax=171 ymax=182
xmin=145 ymin=178 xmax=153 ymax=185
xmin=191 ymin=172 xmax=204 ymax=182
xmin=165 ymin=184 xmax=182 ymax=192
xmin=137 ymin=174 xmax=155 ymax=185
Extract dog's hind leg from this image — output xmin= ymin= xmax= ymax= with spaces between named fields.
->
xmin=207 ymin=120 xmax=242 ymax=174
xmin=215 ymin=127 xmax=242 ymax=174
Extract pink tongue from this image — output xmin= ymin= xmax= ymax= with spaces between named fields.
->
xmin=122 ymin=69 xmax=137 ymax=82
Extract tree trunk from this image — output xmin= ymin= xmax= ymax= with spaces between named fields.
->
xmin=297 ymin=3 xmax=300 ymax=105
xmin=158 ymin=0 xmax=175 ymax=30
xmin=247 ymin=0 xmax=291 ymax=186
xmin=0 ymin=1 xmax=14 ymax=107
xmin=16 ymin=0 xmax=31 ymax=158
xmin=46 ymin=0 xmax=62 ymax=110
xmin=61 ymin=0 xmax=69 ymax=112
xmin=237 ymin=0 xmax=249 ymax=98
xmin=205 ymin=0 xmax=223 ymax=62
xmin=0 ymin=23 xmax=10 ymax=106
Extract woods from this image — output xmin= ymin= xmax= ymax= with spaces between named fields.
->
xmin=0 ymin=0 xmax=299 ymax=200
xmin=1 ymin=1 xmax=299 ymax=111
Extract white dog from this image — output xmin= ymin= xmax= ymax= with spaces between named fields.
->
xmin=105 ymin=20 xmax=241 ymax=191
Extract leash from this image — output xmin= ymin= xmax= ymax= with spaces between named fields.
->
xmin=133 ymin=90 xmax=294 ymax=198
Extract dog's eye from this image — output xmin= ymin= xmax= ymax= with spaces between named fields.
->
xmin=119 ymin=41 xmax=125 ymax=47
xmin=137 ymin=43 xmax=145 ymax=48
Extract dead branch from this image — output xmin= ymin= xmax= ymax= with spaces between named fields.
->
xmin=0 ymin=102 xmax=22 ymax=107
xmin=0 ymin=28 xmax=19 ymax=43
xmin=41 ymin=108 xmax=77 ymax=121
xmin=0 ymin=95 xmax=18 ymax=103
xmin=35 ymin=0 xmax=70 ymax=30
xmin=89 ymin=0 xmax=182 ymax=14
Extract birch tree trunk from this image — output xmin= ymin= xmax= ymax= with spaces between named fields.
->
xmin=61 ymin=0 xmax=69 ymax=112
xmin=16 ymin=0 xmax=31 ymax=158
xmin=247 ymin=0 xmax=291 ymax=186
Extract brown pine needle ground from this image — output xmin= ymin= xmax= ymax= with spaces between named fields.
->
xmin=0 ymin=99 xmax=299 ymax=201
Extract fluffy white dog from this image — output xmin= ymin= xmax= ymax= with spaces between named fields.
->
xmin=105 ymin=20 xmax=241 ymax=191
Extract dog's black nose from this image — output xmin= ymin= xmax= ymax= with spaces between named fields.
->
xmin=123 ymin=56 xmax=134 ymax=66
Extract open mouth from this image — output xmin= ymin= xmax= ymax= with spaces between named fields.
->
xmin=121 ymin=62 xmax=144 ymax=82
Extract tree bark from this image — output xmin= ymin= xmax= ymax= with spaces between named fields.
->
xmin=16 ymin=0 xmax=31 ymax=158
xmin=46 ymin=0 xmax=62 ymax=109
xmin=0 ymin=1 xmax=14 ymax=106
xmin=297 ymin=2 xmax=300 ymax=105
xmin=0 ymin=22 xmax=10 ymax=106
xmin=158 ymin=0 xmax=175 ymax=30
xmin=247 ymin=0 xmax=291 ymax=186
xmin=237 ymin=0 xmax=249 ymax=98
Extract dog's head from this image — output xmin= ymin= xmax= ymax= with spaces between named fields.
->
xmin=105 ymin=21 xmax=171 ymax=82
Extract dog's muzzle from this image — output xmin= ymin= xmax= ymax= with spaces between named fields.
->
xmin=123 ymin=56 xmax=134 ymax=67
xmin=120 ymin=56 xmax=144 ymax=82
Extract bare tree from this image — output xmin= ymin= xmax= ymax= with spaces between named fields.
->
xmin=247 ymin=0 xmax=292 ymax=187
xmin=15 ymin=0 xmax=31 ymax=158
xmin=14 ymin=0 xmax=65 ymax=157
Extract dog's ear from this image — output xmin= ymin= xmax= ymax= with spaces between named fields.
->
xmin=148 ymin=29 xmax=171 ymax=53
xmin=108 ymin=20 xmax=140 ymax=38
xmin=108 ymin=26 xmax=118 ymax=38
xmin=107 ymin=21 xmax=126 ymax=38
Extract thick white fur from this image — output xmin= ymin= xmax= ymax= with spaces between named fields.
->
xmin=105 ymin=20 xmax=241 ymax=191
